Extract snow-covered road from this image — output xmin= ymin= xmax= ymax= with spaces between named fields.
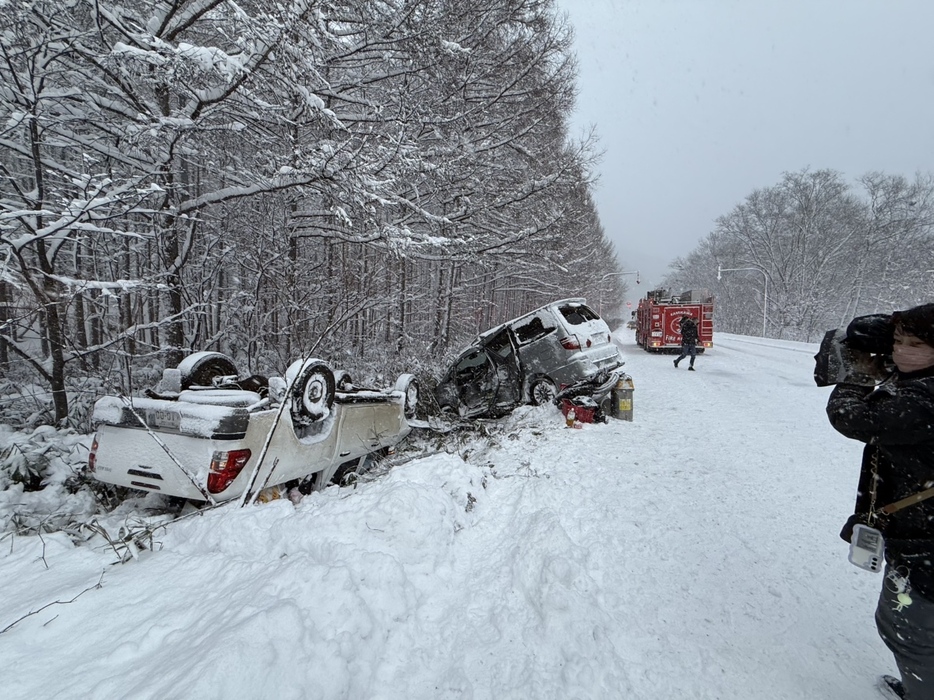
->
xmin=0 ymin=330 xmax=893 ymax=699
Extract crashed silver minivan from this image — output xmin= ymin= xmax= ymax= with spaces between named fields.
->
xmin=434 ymin=298 xmax=623 ymax=417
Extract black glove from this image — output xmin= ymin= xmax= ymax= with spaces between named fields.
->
xmin=840 ymin=512 xmax=886 ymax=543
xmin=844 ymin=314 xmax=894 ymax=354
xmin=839 ymin=513 xmax=862 ymax=543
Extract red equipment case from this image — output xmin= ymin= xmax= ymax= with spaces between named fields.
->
xmin=560 ymin=398 xmax=598 ymax=424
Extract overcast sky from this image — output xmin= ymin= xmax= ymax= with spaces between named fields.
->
xmin=557 ymin=0 xmax=934 ymax=296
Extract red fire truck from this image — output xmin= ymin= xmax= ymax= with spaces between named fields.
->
xmin=634 ymin=289 xmax=714 ymax=352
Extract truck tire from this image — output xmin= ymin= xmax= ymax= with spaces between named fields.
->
xmin=394 ymin=374 xmax=420 ymax=419
xmin=334 ymin=369 xmax=353 ymax=391
xmin=177 ymin=351 xmax=239 ymax=390
xmin=286 ymin=359 xmax=335 ymax=424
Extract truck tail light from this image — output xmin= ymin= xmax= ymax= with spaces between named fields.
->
xmin=88 ymin=435 xmax=99 ymax=472
xmin=208 ymin=449 xmax=252 ymax=493
xmin=559 ymin=336 xmax=581 ymax=351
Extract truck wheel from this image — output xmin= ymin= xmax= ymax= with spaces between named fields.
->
xmin=286 ymin=359 xmax=335 ymax=424
xmin=394 ymin=374 xmax=420 ymax=419
xmin=177 ymin=351 xmax=239 ymax=389
xmin=334 ymin=369 xmax=353 ymax=391
xmin=529 ymin=377 xmax=557 ymax=406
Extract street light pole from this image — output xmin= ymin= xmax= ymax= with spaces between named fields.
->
xmin=597 ymin=270 xmax=640 ymax=314
xmin=717 ymin=264 xmax=769 ymax=337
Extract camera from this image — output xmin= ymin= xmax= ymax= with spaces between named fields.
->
xmin=813 ymin=314 xmax=893 ymax=387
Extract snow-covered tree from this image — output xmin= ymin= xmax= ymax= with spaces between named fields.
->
xmin=1 ymin=0 xmax=620 ymax=423
xmin=664 ymin=168 xmax=934 ymax=340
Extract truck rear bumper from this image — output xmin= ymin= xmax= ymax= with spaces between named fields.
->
xmin=91 ymin=424 xmax=223 ymax=500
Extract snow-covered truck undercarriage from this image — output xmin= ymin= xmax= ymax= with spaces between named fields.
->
xmin=88 ymin=352 xmax=418 ymax=503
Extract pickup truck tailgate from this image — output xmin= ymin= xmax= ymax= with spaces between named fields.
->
xmin=91 ymin=423 xmax=219 ymax=499
xmin=90 ymin=396 xmax=255 ymax=500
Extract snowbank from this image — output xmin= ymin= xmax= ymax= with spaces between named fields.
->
xmin=0 ymin=331 xmax=893 ymax=699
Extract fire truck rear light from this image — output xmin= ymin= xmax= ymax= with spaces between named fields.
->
xmin=208 ymin=449 xmax=252 ymax=493
xmin=88 ymin=435 xmax=99 ymax=472
xmin=559 ymin=336 xmax=581 ymax=350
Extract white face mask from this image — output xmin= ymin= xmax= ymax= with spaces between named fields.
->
xmin=892 ymin=332 xmax=934 ymax=373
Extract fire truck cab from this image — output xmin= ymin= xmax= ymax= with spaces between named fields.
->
xmin=634 ymin=289 xmax=714 ymax=352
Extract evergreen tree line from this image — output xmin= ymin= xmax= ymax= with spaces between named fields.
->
xmin=662 ymin=168 xmax=934 ymax=341
xmin=0 ymin=0 xmax=625 ymax=425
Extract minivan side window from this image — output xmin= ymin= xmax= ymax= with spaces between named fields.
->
xmin=559 ymin=304 xmax=599 ymax=325
xmin=512 ymin=313 xmax=555 ymax=345
xmin=485 ymin=329 xmax=517 ymax=359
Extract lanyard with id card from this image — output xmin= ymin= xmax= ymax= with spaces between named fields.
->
xmin=848 ymin=448 xmax=934 ymax=574
xmin=849 ymin=523 xmax=884 ymax=572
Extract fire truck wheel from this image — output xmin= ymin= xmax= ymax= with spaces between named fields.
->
xmin=529 ymin=377 xmax=558 ymax=406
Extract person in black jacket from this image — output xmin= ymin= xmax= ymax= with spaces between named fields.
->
xmin=826 ymin=302 xmax=934 ymax=700
xmin=673 ymin=314 xmax=699 ymax=370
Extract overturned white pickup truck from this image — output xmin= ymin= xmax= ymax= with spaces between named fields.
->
xmin=88 ymin=352 xmax=418 ymax=504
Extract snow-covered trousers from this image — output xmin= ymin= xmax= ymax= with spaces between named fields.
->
xmin=875 ymin=566 xmax=934 ymax=699
xmin=675 ymin=344 xmax=696 ymax=366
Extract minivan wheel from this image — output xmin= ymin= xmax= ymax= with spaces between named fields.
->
xmin=530 ymin=378 xmax=558 ymax=406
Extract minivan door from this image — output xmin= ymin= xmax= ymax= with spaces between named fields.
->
xmin=451 ymin=348 xmax=501 ymax=416
xmin=481 ymin=327 xmax=523 ymax=412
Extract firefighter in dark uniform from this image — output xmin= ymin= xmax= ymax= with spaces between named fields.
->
xmin=674 ymin=315 xmax=699 ymax=370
